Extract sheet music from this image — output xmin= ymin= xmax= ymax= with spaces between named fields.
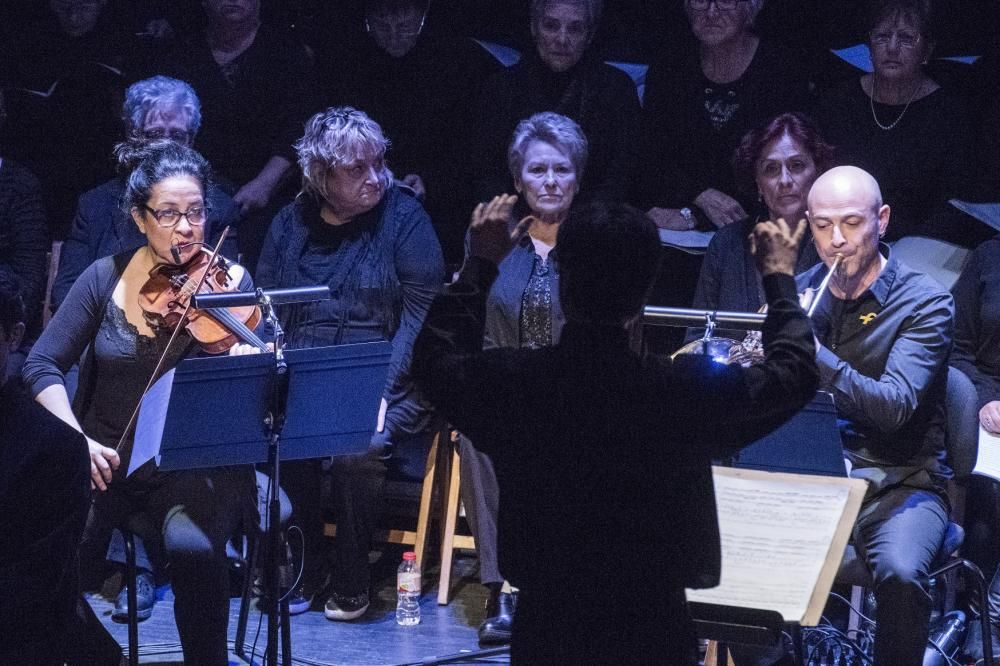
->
xmin=686 ymin=470 xmax=853 ymax=623
xmin=974 ymin=426 xmax=1000 ymax=482
xmin=129 ymin=369 xmax=175 ymax=476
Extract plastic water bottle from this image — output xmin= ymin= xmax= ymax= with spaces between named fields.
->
xmin=396 ymin=551 xmax=421 ymax=625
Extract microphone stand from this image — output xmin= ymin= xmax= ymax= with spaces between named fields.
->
xmin=188 ymin=285 xmax=331 ymax=664
xmin=260 ymin=289 xmax=292 ymax=666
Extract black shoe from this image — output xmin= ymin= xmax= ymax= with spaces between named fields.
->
xmin=478 ymin=586 xmax=515 ymax=645
xmin=111 ymin=571 xmax=156 ymax=623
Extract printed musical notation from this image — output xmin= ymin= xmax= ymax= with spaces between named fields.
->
xmin=686 ymin=467 xmax=866 ymax=626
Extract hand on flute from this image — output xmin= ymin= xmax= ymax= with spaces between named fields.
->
xmin=750 ymin=217 xmax=807 ymax=277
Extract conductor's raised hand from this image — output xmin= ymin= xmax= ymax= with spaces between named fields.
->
xmin=750 ymin=217 xmax=807 ymax=277
xmin=468 ymin=195 xmax=529 ymax=266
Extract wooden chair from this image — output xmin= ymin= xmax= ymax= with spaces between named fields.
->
xmin=319 ymin=427 xmax=478 ymax=604
xmin=436 ymin=430 xmax=475 ymax=605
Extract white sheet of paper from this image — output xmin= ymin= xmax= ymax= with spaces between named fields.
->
xmin=686 ymin=472 xmax=852 ymax=623
xmin=974 ymin=426 xmax=1000 ymax=483
xmin=659 ymin=229 xmax=715 ymax=252
xmin=128 ymin=368 xmax=175 ymax=476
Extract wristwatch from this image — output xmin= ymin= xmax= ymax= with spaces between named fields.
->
xmin=679 ymin=207 xmax=694 ymax=228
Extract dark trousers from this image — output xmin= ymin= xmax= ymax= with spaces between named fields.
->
xmin=281 ymin=435 xmax=433 ymax=597
xmin=81 ymin=468 xmax=248 ymax=665
xmin=282 ymin=449 xmax=388 ymax=597
xmin=856 ymin=485 xmax=949 ymax=665
xmin=458 ymin=434 xmax=503 ymax=585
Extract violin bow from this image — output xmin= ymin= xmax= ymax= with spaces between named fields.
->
xmin=114 ymin=227 xmax=231 ymax=454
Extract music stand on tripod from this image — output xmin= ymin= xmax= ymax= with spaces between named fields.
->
xmin=134 ymin=288 xmax=392 ymax=666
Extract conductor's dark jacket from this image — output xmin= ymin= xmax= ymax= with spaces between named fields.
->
xmin=412 ymin=257 xmax=818 ymax=661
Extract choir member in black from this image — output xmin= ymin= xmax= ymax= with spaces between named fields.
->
xmin=323 ymin=0 xmax=502 ymax=265
xmin=255 ymin=107 xmax=443 ymax=620
xmin=54 ymin=75 xmax=240 ymax=312
xmin=157 ymin=0 xmax=316 ymax=271
xmin=639 ymin=0 xmax=812 ymax=231
xmin=469 ymin=0 xmax=641 ymax=208
xmin=2 ymin=0 xmax=140 ymax=238
xmin=815 ymin=0 xmax=976 ymax=244
xmin=23 ymin=141 xmax=254 ymax=665
xmin=411 ymin=197 xmax=818 ymax=663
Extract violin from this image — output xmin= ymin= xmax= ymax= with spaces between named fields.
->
xmin=138 ymin=242 xmax=270 ymax=354
xmin=115 ymin=229 xmax=270 ymax=458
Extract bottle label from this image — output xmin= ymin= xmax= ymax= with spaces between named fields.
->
xmin=398 ymin=572 xmax=421 ymax=594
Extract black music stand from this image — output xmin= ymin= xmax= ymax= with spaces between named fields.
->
xmin=134 ymin=341 xmax=392 ymax=665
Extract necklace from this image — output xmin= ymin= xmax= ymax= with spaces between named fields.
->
xmin=869 ymin=73 xmax=923 ymax=130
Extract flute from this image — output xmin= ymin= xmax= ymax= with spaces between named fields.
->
xmin=806 ymin=253 xmax=845 ymax=318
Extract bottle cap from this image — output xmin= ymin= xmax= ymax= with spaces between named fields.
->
xmin=403 ymin=551 xmax=416 ymax=561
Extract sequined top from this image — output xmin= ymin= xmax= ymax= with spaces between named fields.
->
xmin=519 ymin=251 xmax=553 ymax=349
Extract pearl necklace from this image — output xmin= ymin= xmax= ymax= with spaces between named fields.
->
xmin=869 ymin=73 xmax=923 ymax=131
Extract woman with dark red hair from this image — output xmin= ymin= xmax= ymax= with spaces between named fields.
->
xmin=690 ymin=112 xmax=834 ymax=339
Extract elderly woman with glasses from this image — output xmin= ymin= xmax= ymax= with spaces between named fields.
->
xmin=815 ymin=0 xmax=975 ymax=243
xmin=639 ymin=0 xmax=812 ymax=232
xmin=23 ymin=140 xmax=255 ymax=664
xmin=470 ymin=0 xmax=640 ymax=208
xmin=53 ymin=75 xmax=240 ymax=313
xmin=255 ymin=107 xmax=444 ymax=620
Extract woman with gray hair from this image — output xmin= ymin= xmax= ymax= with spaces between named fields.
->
xmin=470 ymin=0 xmax=639 ymax=207
xmin=255 ymin=106 xmax=443 ymax=620
xmin=639 ymin=0 xmax=813 ymax=231
xmin=53 ymin=75 xmax=239 ymax=314
xmin=459 ymin=111 xmax=587 ymax=645
xmin=121 ymin=75 xmax=202 ymax=143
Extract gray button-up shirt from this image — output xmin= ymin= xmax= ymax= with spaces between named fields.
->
xmin=797 ymin=246 xmax=954 ymax=491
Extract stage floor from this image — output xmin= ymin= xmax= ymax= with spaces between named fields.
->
xmin=88 ymin=550 xmax=509 ymax=665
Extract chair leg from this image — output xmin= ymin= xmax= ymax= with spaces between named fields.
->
xmin=929 ymin=558 xmax=995 ymax=666
xmin=123 ymin=530 xmax=139 ymax=666
xmin=437 ymin=445 xmax=463 ymax=605
xmin=413 ymin=430 xmax=439 ymax=578
xmin=235 ymin=533 xmax=259 ymax=660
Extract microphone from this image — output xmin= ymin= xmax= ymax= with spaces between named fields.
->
xmin=191 ymin=286 xmax=332 ymax=309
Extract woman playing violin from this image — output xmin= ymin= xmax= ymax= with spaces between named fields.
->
xmin=23 ymin=140 xmax=253 ymax=664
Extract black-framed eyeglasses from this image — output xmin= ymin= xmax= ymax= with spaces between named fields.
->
xmin=142 ymin=205 xmax=208 ymax=228
xmin=869 ymin=30 xmax=922 ymax=49
xmin=688 ymin=0 xmax=749 ymax=11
